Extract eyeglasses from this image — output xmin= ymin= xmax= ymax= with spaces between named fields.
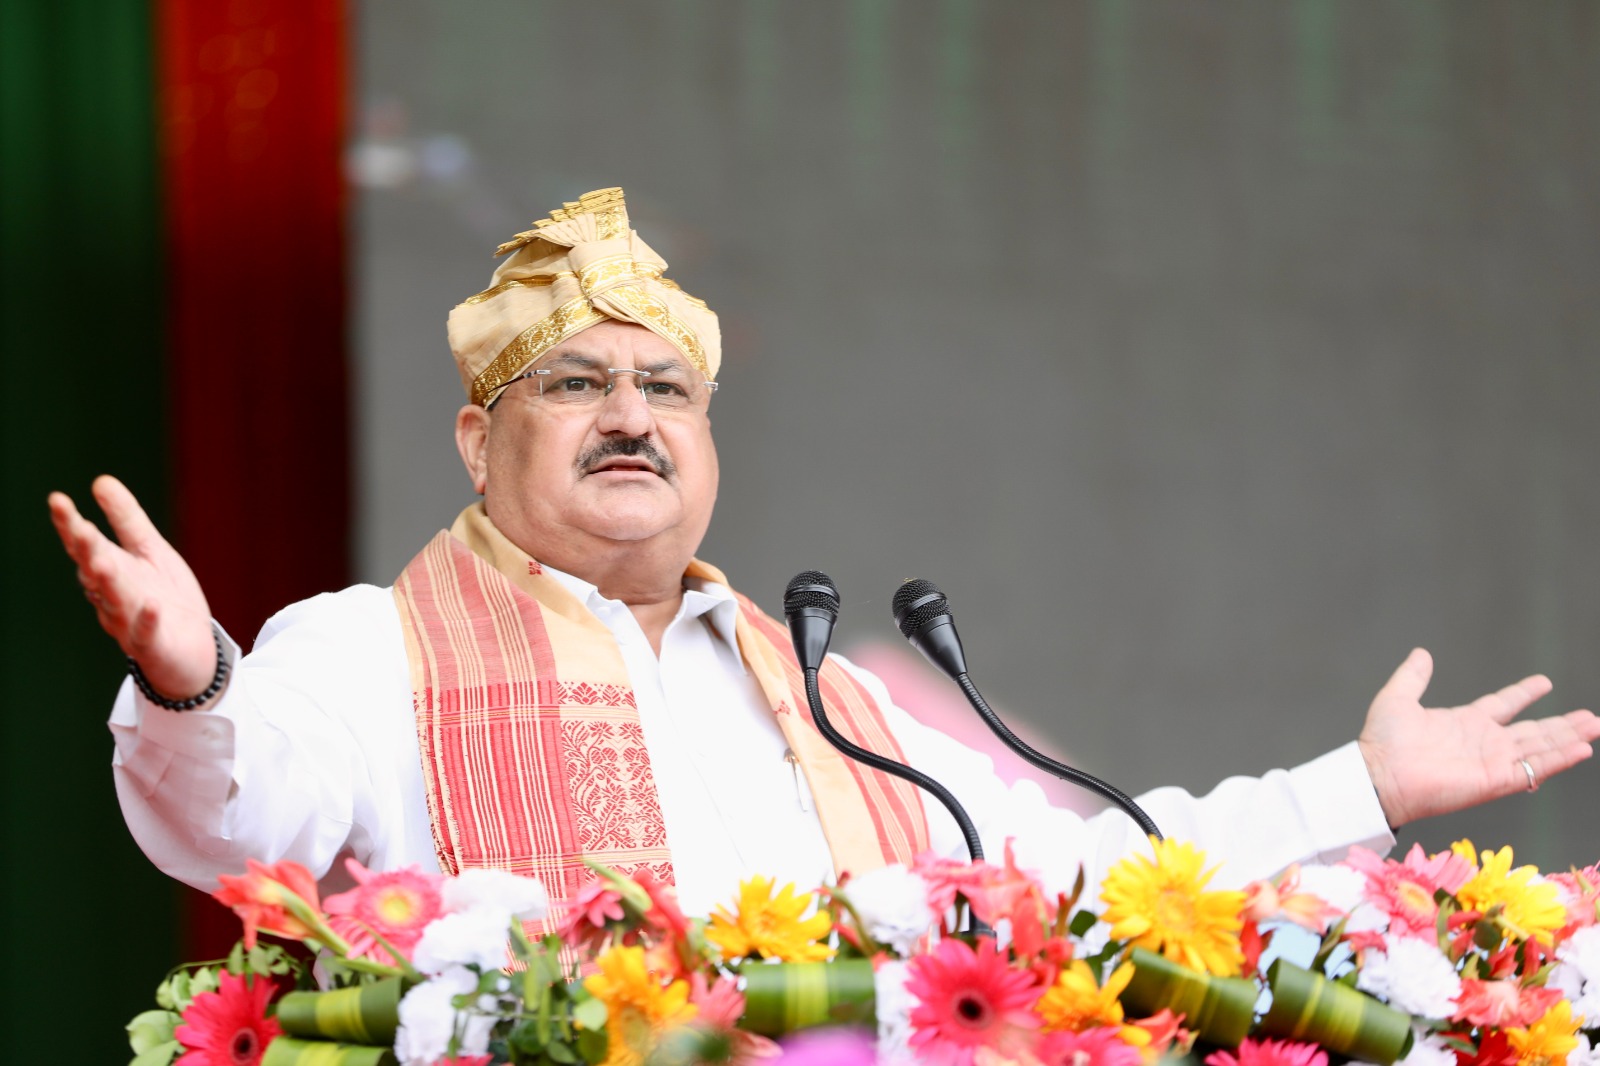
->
xmin=486 ymin=360 xmax=718 ymax=412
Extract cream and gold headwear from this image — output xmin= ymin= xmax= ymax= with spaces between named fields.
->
xmin=447 ymin=187 xmax=721 ymax=407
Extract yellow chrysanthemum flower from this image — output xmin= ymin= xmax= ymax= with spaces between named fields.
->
xmin=581 ymin=945 xmax=697 ymax=1066
xmin=1454 ymin=843 xmax=1566 ymax=945
xmin=1036 ymin=959 xmax=1149 ymax=1047
xmin=706 ymin=876 xmax=835 ymax=962
xmin=1100 ymin=838 xmax=1246 ymax=977
xmin=1507 ymin=999 xmax=1582 ymax=1066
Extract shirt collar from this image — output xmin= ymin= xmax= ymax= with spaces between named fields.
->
xmin=539 ymin=562 xmax=744 ymax=665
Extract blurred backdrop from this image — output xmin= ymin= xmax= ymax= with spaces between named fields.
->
xmin=4 ymin=1 xmax=1598 ymax=1058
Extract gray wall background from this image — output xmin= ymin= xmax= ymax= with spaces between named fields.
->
xmin=352 ymin=2 xmax=1600 ymax=870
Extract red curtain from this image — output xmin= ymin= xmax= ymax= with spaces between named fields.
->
xmin=156 ymin=0 xmax=351 ymax=958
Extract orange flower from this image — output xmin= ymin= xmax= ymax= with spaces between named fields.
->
xmin=582 ymin=945 xmax=697 ymax=1066
xmin=1505 ymin=999 xmax=1582 ymax=1066
xmin=214 ymin=859 xmax=322 ymax=949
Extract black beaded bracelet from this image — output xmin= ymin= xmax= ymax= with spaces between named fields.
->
xmin=127 ymin=623 xmax=231 ymax=711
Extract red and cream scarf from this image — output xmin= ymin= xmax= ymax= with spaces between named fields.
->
xmin=393 ymin=505 xmax=930 ymax=929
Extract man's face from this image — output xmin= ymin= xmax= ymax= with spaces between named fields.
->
xmin=457 ymin=321 xmax=719 ymax=566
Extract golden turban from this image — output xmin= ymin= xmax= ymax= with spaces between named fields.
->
xmin=447 ymin=187 xmax=721 ymax=407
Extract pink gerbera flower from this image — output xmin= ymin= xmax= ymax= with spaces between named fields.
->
xmin=564 ymin=880 xmax=627 ymax=930
xmin=323 ymin=858 xmax=444 ymax=963
xmin=1547 ymin=864 xmax=1600 ymax=935
xmin=690 ymin=973 xmax=781 ymax=1064
xmin=174 ymin=971 xmax=281 ymax=1066
xmin=905 ymin=936 xmax=1042 ymax=1065
xmin=1035 ymin=1026 xmax=1144 ymax=1066
xmin=1206 ymin=1037 xmax=1328 ymax=1066
xmin=1344 ymin=844 xmax=1476 ymax=938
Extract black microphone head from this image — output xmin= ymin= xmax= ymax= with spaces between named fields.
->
xmin=893 ymin=578 xmax=949 ymax=638
xmin=785 ymin=570 xmax=840 ymax=620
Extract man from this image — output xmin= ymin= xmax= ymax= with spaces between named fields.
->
xmin=49 ymin=188 xmax=1600 ymax=923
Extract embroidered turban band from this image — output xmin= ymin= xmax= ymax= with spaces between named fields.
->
xmin=446 ymin=187 xmax=721 ymax=407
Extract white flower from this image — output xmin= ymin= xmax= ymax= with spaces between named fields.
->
xmin=1552 ymin=924 xmax=1600 ymax=1021
xmin=413 ymin=908 xmax=515 ymax=973
xmin=1399 ymin=1028 xmax=1458 ymax=1066
xmin=1355 ymin=935 xmax=1462 ymax=1019
xmin=1298 ymin=864 xmax=1388 ymax=936
xmin=443 ymin=867 xmax=549 ymax=921
xmin=394 ymin=966 xmax=495 ymax=1066
xmin=1569 ymin=1033 xmax=1600 ymax=1066
xmin=842 ymin=865 xmax=935 ymax=957
xmin=875 ymin=958 xmax=915 ymax=1065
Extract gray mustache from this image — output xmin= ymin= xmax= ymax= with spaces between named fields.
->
xmin=575 ymin=436 xmax=677 ymax=479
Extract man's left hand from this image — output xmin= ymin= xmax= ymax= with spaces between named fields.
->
xmin=1358 ymin=648 xmax=1600 ymax=829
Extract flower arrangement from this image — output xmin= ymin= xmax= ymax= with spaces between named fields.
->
xmin=124 ymin=838 xmax=1600 ymax=1066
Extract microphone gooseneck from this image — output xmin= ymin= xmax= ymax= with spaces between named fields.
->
xmin=892 ymin=579 xmax=1164 ymax=841
xmin=782 ymin=571 xmax=987 ymax=867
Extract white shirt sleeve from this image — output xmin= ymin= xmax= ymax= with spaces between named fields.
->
xmin=831 ymin=654 xmax=1394 ymax=896
xmin=108 ymin=585 xmax=433 ymax=892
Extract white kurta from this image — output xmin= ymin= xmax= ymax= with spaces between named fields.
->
xmin=110 ymin=572 xmax=1394 ymax=919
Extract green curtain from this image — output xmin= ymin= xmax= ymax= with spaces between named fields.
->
xmin=0 ymin=1 xmax=177 ymax=1060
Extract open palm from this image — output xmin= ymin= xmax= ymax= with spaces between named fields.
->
xmin=1358 ymin=648 xmax=1600 ymax=828
xmin=48 ymin=475 xmax=217 ymax=699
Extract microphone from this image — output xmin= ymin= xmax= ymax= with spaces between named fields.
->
xmin=783 ymin=571 xmax=987 ymax=867
xmin=892 ymin=579 xmax=1164 ymax=841
xmin=783 ymin=570 xmax=839 ymax=672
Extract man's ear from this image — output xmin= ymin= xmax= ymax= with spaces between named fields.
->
xmin=454 ymin=404 xmax=490 ymax=495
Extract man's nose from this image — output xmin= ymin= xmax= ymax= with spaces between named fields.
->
xmin=594 ymin=372 xmax=655 ymax=434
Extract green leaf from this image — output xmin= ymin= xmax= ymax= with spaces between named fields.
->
xmin=1120 ymin=948 xmax=1256 ymax=1049
xmin=1261 ymin=959 xmax=1414 ymax=1064
xmin=155 ymin=975 xmax=182 ymax=1011
xmin=575 ymin=1027 xmax=608 ymax=1064
xmin=572 ymin=996 xmax=608 ymax=1031
xmin=129 ymin=1038 xmax=182 ymax=1066
xmin=507 ymin=1017 xmax=548 ymax=1056
xmin=1068 ymin=909 xmax=1098 ymax=938
xmin=190 ymin=967 xmax=221 ymax=997
xmin=546 ymin=1038 xmax=578 ymax=1063
xmin=227 ymin=940 xmax=246 ymax=975
xmin=126 ymin=1010 xmax=181 ymax=1054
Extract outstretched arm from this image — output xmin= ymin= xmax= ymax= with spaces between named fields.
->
xmin=1358 ymin=648 xmax=1600 ymax=828
xmin=47 ymin=474 xmax=218 ymax=701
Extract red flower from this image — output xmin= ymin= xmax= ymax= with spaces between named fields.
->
xmin=914 ymin=844 xmax=1044 ymax=937
xmin=213 ymin=859 xmax=321 ymax=950
xmin=174 ymin=971 xmax=281 ymax=1066
xmin=906 ymin=936 xmax=1042 ymax=1065
xmin=1454 ymin=979 xmax=1563 ymax=1028
xmin=635 ymin=869 xmax=690 ymax=941
xmin=1462 ymin=1030 xmax=1520 ymax=1066
xmin=1206 ymin=1037 xmax=1328 ymax=1066
xmin=1026 ymin=935 xmax=1075 ymax=989
xmin=1129 ymin=1008 xmax=1188 ymax=1056
xmin=1240 ymin=918 xmax=1273 ymax=976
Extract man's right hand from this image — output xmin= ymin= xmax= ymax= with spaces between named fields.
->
xmin=48 ymin=475 xmax=219 ymax=702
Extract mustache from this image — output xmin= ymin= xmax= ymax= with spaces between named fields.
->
xmin=575 ymin=436 xmax=677 ymax=479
